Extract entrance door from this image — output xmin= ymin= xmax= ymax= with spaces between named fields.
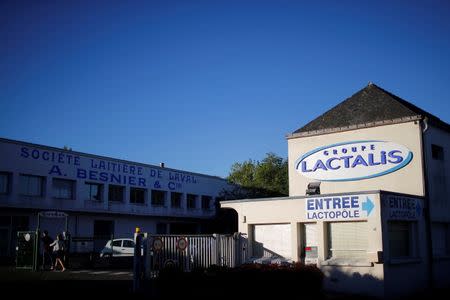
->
xmin=301 ymin=223 xmax=318 ymax=264
xmin=93 ymin=220 xmax=114 ymax=253
xmin=253 ymin=224 xmax=292 ymax=259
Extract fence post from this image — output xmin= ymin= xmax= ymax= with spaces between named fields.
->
xmin=33 ymin=230 xmax=39 ymax=272
xmin=213 ymin=234 xmax=219 ymax=266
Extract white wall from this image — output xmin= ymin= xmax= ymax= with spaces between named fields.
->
xmin=288 ymin=121 xmax=425 ymax=197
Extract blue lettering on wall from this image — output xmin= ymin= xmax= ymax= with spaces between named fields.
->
xmin=76 ymin=168 xmax=147 ymax=187
xmin=296 ymin=141 xmax=413 ymax=181
xmin=306 ymin=195 xmax=372 ymax=220
xmin=387 ymin=150 xmax=404 ymax=164
xmin=169 ymin=172 xmax=197 ymax=184
xmin=20 ymin=147 xmax=80 ymax=166
xmin=48 ymin=165 xmax=63 ymax=176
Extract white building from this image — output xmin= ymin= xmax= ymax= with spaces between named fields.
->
xmin=0 ymin=138 xmax=231 ymax=257
xmin=222 ymin=83 xmax=450 ymax=298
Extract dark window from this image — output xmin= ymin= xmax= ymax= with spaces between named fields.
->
xmin=130 ymin=188 xmax=146 ymax=204
xmin=171 ymin=192 xmax=182 ymax=208
xmin=52 ymin=178 xmax=74 ymax=199
xmin=0 ymin=172 xmax=11 ymax=194
xmin=388 ymin=221 xmax=413 ymax=258
xmin=187 ymin=194 xmax=197 ymax=209
xmin=151 ymin=190 xmax=166 ymax=206
xmin=123 ymin=240 xmax=134 ymax=248
xmin=201 ymin=196 xmax=212 ymax=210
xmin=84 ymin=182 xmax=102 ymax=201
xmin=156 ymin=223 xmax=167 ymax=234
xmin=19 ymin=174 xmax=44 ymax=196
xmin=109 ymin=185 xmax=124 ymax=202
xmin=112 ymin=240 xmax=122 ymax=247
xmin=432 ymin=144 xmax=444 ymax=160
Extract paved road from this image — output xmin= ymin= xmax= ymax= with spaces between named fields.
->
xmin=0 ymin=266 xmax=135 ymax=296
xmin=0 ymin=266 xmax=133 ymax=281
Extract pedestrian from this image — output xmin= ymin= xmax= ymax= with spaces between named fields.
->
xmin=41 ymin=230 xmax=53 ymax=270
xmin=50 ymin=233 xmax=66 ymax=272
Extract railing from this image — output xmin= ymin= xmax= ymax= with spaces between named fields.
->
xmin=135 ymin=233 xmax=248 ymax=280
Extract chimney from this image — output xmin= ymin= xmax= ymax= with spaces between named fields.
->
xmin=160 ymin=162 xmax=165 ymax=168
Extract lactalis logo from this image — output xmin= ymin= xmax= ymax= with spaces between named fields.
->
xmin=295 ymin=140 xmax=413 ymax=181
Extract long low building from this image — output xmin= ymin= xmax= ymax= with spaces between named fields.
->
xmin=0 ymin=138 xmax=231 ymax=257
xmin=221 ymin=83 xmax=450 ymax=298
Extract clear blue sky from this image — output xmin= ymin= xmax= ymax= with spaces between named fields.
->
xmin=1 ymin=0 xmax=449 ymax=178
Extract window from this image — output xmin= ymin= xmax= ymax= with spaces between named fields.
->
xmin=84 ymin=182 xmax=102 ymax=201
xmin=156 ymin=223 xmax=167 ymax=234
xmin=151 ymin=190 xmax=166 ymax=206
xmin=171 ymin=192 xmax=182 ymax=208
xmin=123 ymin=240 xmax=134 ymax=248
xmin=432 ymin=223 xmax=450 ymax=257
xmin=112 ymin=240 xmax=122 ymax=247
xmin=432 ymin=144 xmax=444 ymax=160
xmin=52 ymin=178 xmax=74 ymax=199
xmin=201 ymin=195 xmax=212 ymax=210
xmin=108 ymin=185 xmax=124 ymax=202
xmin=187 ymin=194 xmax=197 ymax=209
xmin=327 ymin=221 xmax=368 ymax=261
xmin=130 ymin=188 xmax=146 ymax=204
xmin=0 ymin=172 xmax=10 ymax=194
xmin=19 ymin=174 xmax=44 ymax=196
xmin=388 ymin=221 xmax=416 ymax=258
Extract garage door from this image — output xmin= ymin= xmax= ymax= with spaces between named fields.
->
xmin=253 ymin=224 xmax=292 ymax=259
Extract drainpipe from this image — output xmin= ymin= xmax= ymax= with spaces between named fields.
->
xmin=419 ymin=116 xmax=433 ymax=289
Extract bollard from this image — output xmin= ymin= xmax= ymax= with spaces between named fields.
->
xmin=133 ymin=232 xmax=143 ymax=293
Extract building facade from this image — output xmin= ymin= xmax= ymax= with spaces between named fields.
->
xmin=222 ymin=84 xmax=450 ymax=298
xmin=0 ymin=138 xmax=231 ymax=257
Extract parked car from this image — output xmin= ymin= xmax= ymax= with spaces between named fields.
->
xmin=100 ymin=238 xmax=136 ymax=257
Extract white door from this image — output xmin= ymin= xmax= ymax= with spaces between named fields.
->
xmin=122 ymin=239 xmax=135 ymax=256
xmin=302 ymin=223 xmax=318 ymax=264
xmin=253 ymin=224 xmax=292 ymax=259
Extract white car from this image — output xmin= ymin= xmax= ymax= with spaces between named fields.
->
xmin=100 ymin=238 xmax=135 ymax=257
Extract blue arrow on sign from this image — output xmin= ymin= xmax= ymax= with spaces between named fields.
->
xmin=362 ymin=197 xmax=374 ymax=216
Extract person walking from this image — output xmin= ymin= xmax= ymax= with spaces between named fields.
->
xmin=50 ymin=233 xmax=66 ymax=272
xmin=41 ymin=230 xmax=53 ymax=270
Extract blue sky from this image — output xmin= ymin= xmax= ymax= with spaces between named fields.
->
xmin=1 ymin=0 xmax=449 ymax=178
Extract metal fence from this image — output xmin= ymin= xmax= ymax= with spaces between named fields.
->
xmin=140 ymin=233 xmax=247 ymax=278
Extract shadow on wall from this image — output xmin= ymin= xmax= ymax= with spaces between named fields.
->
xmin=321 ymin=266 xmax=442 ymax=300
xmin=321 ymin=266 xmax=383 ymax=299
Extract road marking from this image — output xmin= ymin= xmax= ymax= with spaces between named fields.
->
xmin=89 ymin=271 xmax=110 ymax=274
xmin=109 ymin=272 xmax=132 ymax=276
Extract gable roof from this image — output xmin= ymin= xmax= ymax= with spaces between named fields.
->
xmin=290 ymin=83 xmax=449 ymax=136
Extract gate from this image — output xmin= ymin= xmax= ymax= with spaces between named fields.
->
xmin=141 ymin=233 xmax=247 ymax=278
xmin=16 ymin=231 xmax=39 ymax=270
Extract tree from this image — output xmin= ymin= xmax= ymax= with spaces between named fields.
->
xmin=221 ymin=152 xmax=288 ymax=199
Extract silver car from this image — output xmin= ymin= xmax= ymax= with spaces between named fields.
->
xmin=100 ymin=238 xmax=135 ymax=257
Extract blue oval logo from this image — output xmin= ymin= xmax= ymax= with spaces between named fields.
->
xmin=295 ymin=140 xmax=413 ymax=181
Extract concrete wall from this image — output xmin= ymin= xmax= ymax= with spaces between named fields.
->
xmin=423 ymin=125 xmax=450 ymax=221
xmin=380 ymin=193 xmax=429 ymax=298
xmin=423 ymin=125 xmax=450 ymax=288
xmin=288 ymin=121 xmax=425 ymax=197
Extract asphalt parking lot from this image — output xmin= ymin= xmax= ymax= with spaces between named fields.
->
xmin=0 ymin=265 xmax=135 ymax=296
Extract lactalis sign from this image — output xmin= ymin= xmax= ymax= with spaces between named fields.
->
xmin=295 ymin=140 xmax=413 ymax=181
